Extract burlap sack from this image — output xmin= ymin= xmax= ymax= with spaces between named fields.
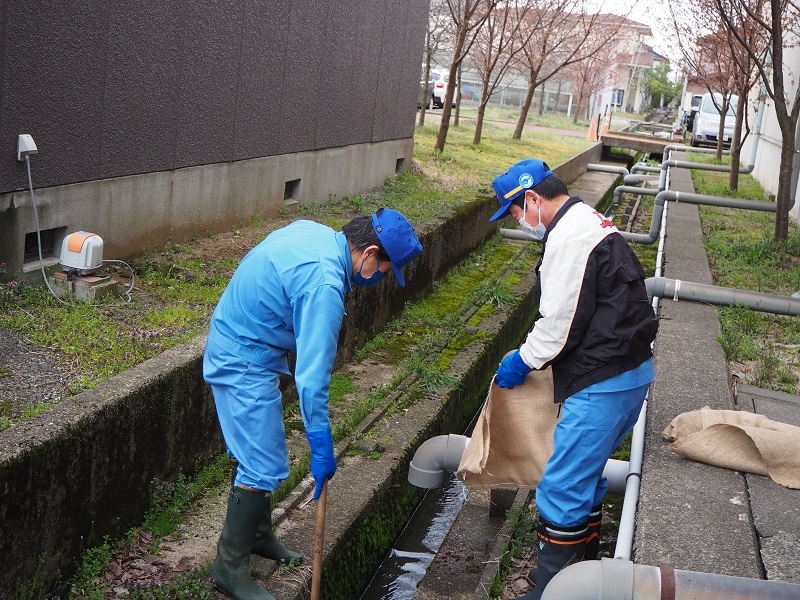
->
xmin=663 ymin=406 xmax=800 ymax=489
xmin=457 ymin=368 xmax=560 ymax=489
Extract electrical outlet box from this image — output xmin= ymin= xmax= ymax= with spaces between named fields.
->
xmin=17 ymin=134 xmax=38 ymax=161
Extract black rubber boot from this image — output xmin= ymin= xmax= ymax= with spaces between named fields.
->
xmin=228 ymin=460 xmax=304 ymax=566
xmin=520 ymin=520 xmax=588 ymax=599
xmin=210 ymin=487 xmax=276 ymax=600
xmin=583 ymin=504 xmax=603 ymax=561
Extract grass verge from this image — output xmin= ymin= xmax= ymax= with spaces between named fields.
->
xmin=688 ymin=151 xmax=800 ymax=394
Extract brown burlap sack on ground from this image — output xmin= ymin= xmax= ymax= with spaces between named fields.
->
xmin=457 ymin=368 xmax=561 ymax=489
xmin=663 ymin=406 xmax=800 ymax=489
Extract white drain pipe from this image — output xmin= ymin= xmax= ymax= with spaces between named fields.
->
xmin=542 ymin=558 xmax=800 ymax=599
xmin=407 ymin=434 xmax=629 ymax=495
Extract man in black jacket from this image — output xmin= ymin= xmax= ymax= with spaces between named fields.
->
xmin=490 ymin=158 xmax=659 ymax=599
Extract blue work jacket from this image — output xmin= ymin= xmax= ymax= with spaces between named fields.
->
xmin=206 ymin=220 xmax=352 ymax=431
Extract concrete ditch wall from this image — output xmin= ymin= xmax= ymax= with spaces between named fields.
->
xmin=0 ymin=145 xmax=609 ymax=594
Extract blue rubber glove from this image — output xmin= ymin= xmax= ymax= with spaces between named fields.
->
xmin=306 ymin=427 xmax=337 ymax=500
xmin=494 ymin=349 xmax=532 ymax=389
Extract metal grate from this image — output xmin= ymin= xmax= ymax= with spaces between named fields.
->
xmin=24 ymin=229 xmax=55 ymax=262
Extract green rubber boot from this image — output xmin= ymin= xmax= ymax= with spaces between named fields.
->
xmin=210 ymin=487 xmax=276 ymax=600
xmin=252 ymin=493 xmax=304 ymax=566
xmin=228 ymin=459 xmax=304 ymax=566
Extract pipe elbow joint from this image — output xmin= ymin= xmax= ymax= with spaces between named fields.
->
xmin=408 ymin=434 xmax=469 ymax=489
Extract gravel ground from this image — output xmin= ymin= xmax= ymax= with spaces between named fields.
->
xmin=0 ymin=329 xmax=69 ymax=422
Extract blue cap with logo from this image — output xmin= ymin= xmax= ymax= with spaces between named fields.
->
xmin=372 ymin=208 xmax=423 ymax=287
xmin=489 ymin=159 xmax=553 ymax=222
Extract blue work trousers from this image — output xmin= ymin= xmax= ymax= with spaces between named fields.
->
xmin=203 ymin=338 xmax=288 ymax=491
xmin=536 ymin=359 xmax=653 ymax=528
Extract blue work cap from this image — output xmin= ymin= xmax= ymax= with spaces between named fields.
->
xmin=372 ymin=208 xmax=423 ymax=287
xmin=489 ymin=159 xmax=553 ymax=222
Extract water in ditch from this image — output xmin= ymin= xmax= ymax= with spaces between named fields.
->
xmin=358 ymin=472 xmax=467 ymax=599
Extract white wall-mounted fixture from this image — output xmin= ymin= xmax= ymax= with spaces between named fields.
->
xmin=17 ymin=134 xmax=38 ymax=161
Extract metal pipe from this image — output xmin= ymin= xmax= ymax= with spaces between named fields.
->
xmin=542 ymin=558 xmax=800 ymax=599
xmin=407 ymin=434 xmax=629 ymax=495
xmin=497 ymin=228 xmax=541 ymax=242
xmin=646 ymin=277 xmax=800 ymax=316
xmin=631 ymin=163 xmax=660 ymax=174
xmin=669 ymin=190 xmax=775 ymax=211
xmin=619 ymin=189 xmax=775 ymax=245
xmin=587 ymin=164 xmax=629 ymax=177
xmin=659 ymin=159 xmax=753 ymax=191
xmin=608 ymin=185 xmax=660 ymax=224
xmin=662 ymin=159 xmax=753 ymax=174
xmin=748 ymin=89 xmax=766 ymax=170
xmin=663 ymin=144 xmax=730 ymax=161
xmin=623 ymin=174 xmax=659 ymax=185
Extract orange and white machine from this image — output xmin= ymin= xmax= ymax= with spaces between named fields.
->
xmin=59 ymin=231 xmax=104 ymax=275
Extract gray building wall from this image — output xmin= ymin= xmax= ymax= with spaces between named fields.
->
xmin=0 ymin=0 xmax=428 ymax=277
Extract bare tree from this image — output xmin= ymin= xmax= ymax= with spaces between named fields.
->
xmin=419 ymin=1 xmax=453 ymax=128
xmin=695 ymin=29 xmax=739 ymax=159
xmin=668 ymin=0 xmax=796 ymax=239
xmin=511 ymin=3 xmax=625 ymax=139
xmin=469 ymin=1 xmax=534 ymax=143
xmin=565 ymin=35 xmax=619 ymax=124
xmin=664 ymin=0 xmax=764 ymax=180
xmin=719 ymin=0 xmax=800 ymax=240
xmin=434 ymin=0 xmax=499 ymax=152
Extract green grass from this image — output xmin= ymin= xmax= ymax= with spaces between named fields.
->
xmin=688 ymin=152 xmax=800 ymax=394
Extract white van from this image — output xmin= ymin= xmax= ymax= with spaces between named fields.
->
xmin=691 ymin=92 xmax=738 ymax=148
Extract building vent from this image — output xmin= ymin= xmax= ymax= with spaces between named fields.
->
xmin=284 ymin=179 xmax=301 ymax=201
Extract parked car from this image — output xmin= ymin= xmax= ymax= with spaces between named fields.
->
xmin=691 ymin=92 xmax=738 ymax=148
xmin=418 ymin=79 xmax=433 ymax=110
xmin=429 ymin=68 xmax=457 ymax=109
xmin=683 ymin=94 xmax=703 ymax=132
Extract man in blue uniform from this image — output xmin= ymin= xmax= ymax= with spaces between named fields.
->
xmin=203 ymin=208 xmax=423 ymax=600
xmin=490 ymin=159 xmax=658 ymax=599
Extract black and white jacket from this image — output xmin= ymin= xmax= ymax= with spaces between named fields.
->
xmin=519 ymin=197 xmax=659 ymax=403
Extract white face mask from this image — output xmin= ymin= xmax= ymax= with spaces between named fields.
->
xmin=518 ymin=196 xmax=547 ymax=241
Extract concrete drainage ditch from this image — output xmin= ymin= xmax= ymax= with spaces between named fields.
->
xmin=0 ymin=145 xmax=625 ymax=597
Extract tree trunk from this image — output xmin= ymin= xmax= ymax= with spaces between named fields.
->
xmin=573 ymin=93 xmax=584 ymax=125
xmin=418 ymin=61 xmax=433 ymax=128
xmin=554 ymin=81 xmax=562 ymax=114
xmin=729 ymin=95 xmax=746 ymax=190
xmin=454 ymin=65 xmax=463 ymax=127
xmin=473 ymin=99 xmax=488 ymax=144
xmin=434 ymin=31 xmax=466 ymax=153
xmin=775 ymin=133 xmax=793 ymax=241
xmin=513 ymin=74 xmax=538 ymax=139
xmin=715 ymin=100 xmax=728 ymax=160
xmin=538 ymin=86 xmax=545 ymax=116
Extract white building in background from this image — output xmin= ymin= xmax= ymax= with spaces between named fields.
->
xmin=741 ymin=42 xmax=800 ymax=225
xmin=587 ymin=16 xmax=661 ymax=120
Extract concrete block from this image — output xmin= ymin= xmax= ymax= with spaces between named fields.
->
xmin=50 ymin=271 xmax=119 ymax=302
